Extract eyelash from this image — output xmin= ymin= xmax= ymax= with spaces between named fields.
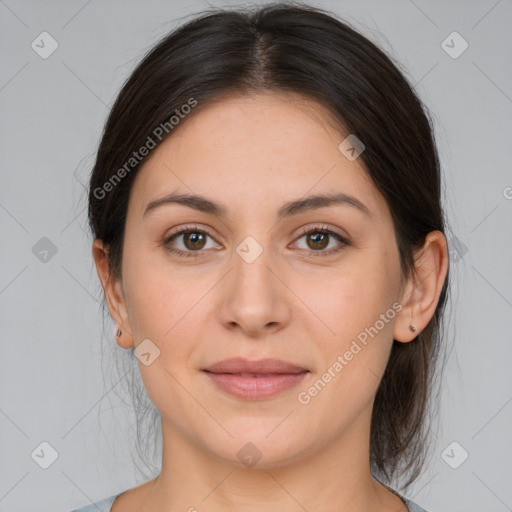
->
xmin=163 ymin=224 xmax=349 ymax=259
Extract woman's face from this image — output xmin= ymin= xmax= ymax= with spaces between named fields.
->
xmin=113 ymin=92 xmax=410 ymax=467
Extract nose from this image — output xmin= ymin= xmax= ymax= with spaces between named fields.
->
xmin=217 ymin=246 xmax=291 ymax=338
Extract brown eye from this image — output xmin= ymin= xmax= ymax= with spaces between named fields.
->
xmin=306 ymin=232 xmax=329 ymax=250
xmin=292 ymin=227 xmax=348 ymax=257
xmin=164 ymin=225 xmax=348 ymax=259
xmin=181 ymin=231 xmax=207 ymax=250
xmin=164 ymin=226 xmax=220 ymax=258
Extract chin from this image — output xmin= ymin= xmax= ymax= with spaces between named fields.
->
xmin=199 ymin=429 xmax=309 ymax=470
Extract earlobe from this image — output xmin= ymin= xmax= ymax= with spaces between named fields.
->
xmin=393 ymin=230 xmax=449 ymax=343
xmin=393 ymin=276 xmax=420 ymax=343
xmin=92 ymin=239 xmax=134 ymax=349
xmin=113 ymin=322 xmax=134 ymax=349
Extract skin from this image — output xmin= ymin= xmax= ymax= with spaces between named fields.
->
xmin=93 ymin=91 xmax=448 ymax=512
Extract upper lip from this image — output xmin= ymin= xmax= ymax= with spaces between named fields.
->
xmin=202 ymin=357 xmax=309 ymax=374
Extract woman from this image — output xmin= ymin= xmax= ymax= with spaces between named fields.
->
xmin=73 ymin=3 xmax=450 ymax=511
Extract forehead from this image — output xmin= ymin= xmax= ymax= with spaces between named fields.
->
xmin=171 ymin=91 xmax=348 ymax=153
xmin=128 ymin=91 xmax=388 ymax=221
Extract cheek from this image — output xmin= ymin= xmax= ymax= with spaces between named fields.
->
xmin=300 ymin=248 xmax=400 ymax=405
xmin=299 ymin=250 xmax=397 ymax=345
xmin=295 ymin=282 xmax=398 ymax=441
xmin=122 ymin=248 xmax=217 ymax=383
xmin=122 ymin=262 xmax=204 ymax=418
xmin=122 ymin=240 xmax=203 ymax=340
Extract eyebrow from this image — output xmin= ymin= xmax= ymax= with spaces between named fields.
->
xmin=143 ymin=191 xmax=372 ymax=219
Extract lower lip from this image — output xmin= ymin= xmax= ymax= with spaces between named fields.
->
xmin=202 ymin=371 xmax=309 ymax=400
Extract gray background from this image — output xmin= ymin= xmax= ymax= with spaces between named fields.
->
xmin=1 ymin=0 xmax=511 ymax=511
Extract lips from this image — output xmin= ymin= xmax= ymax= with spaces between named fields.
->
xmin=202 ymin=357 xmax=308 ymax=375
xmin=201 ymin=357 xmax=309 ymax=400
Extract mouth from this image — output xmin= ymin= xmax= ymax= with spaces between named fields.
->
xmin=201 ymin=358 xmax=310 ymax=400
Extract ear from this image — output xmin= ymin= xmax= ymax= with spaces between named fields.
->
xmin=394 ymin=230 xmax=449 ymax=343
xmin=92 ymin=239 xmax=134 ymax=349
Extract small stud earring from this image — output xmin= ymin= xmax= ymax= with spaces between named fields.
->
xmin=409 ymin=324 xmax=417 ymax=333
xmin=116 ymin=328 xmax=122 ymax=337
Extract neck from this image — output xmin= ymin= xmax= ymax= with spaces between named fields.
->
xmin=144 ymin=406 xmax=406 ymax=512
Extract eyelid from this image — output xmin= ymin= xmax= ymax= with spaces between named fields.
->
xmin=165 ymin=223 xmax=348 ymax=242
xmin=292 ymin=223 xmax=347 ymax=241
xmin=165 ymin=223 xmax=215 ymax=239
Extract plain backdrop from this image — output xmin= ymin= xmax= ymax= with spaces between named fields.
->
xmin=1 ymin=1 xmax=511 ymax=511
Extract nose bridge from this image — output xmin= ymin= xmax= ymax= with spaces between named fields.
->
xmin=232 ymin=233 xmax=277 ymax=298
xmin=218 ymin=231 xmax=290 ymax=334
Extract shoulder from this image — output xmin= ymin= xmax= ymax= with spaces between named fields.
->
xmin=404 ymin=498 xmax=429 ymax=512
xmin=69 ymin=494 xmax=119 ymax=512
xmin=69 ymin=492 xmax=429 ymax=512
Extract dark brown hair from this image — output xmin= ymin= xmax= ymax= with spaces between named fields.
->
xmin=88 ymin=1 xmax=450 ymax=491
